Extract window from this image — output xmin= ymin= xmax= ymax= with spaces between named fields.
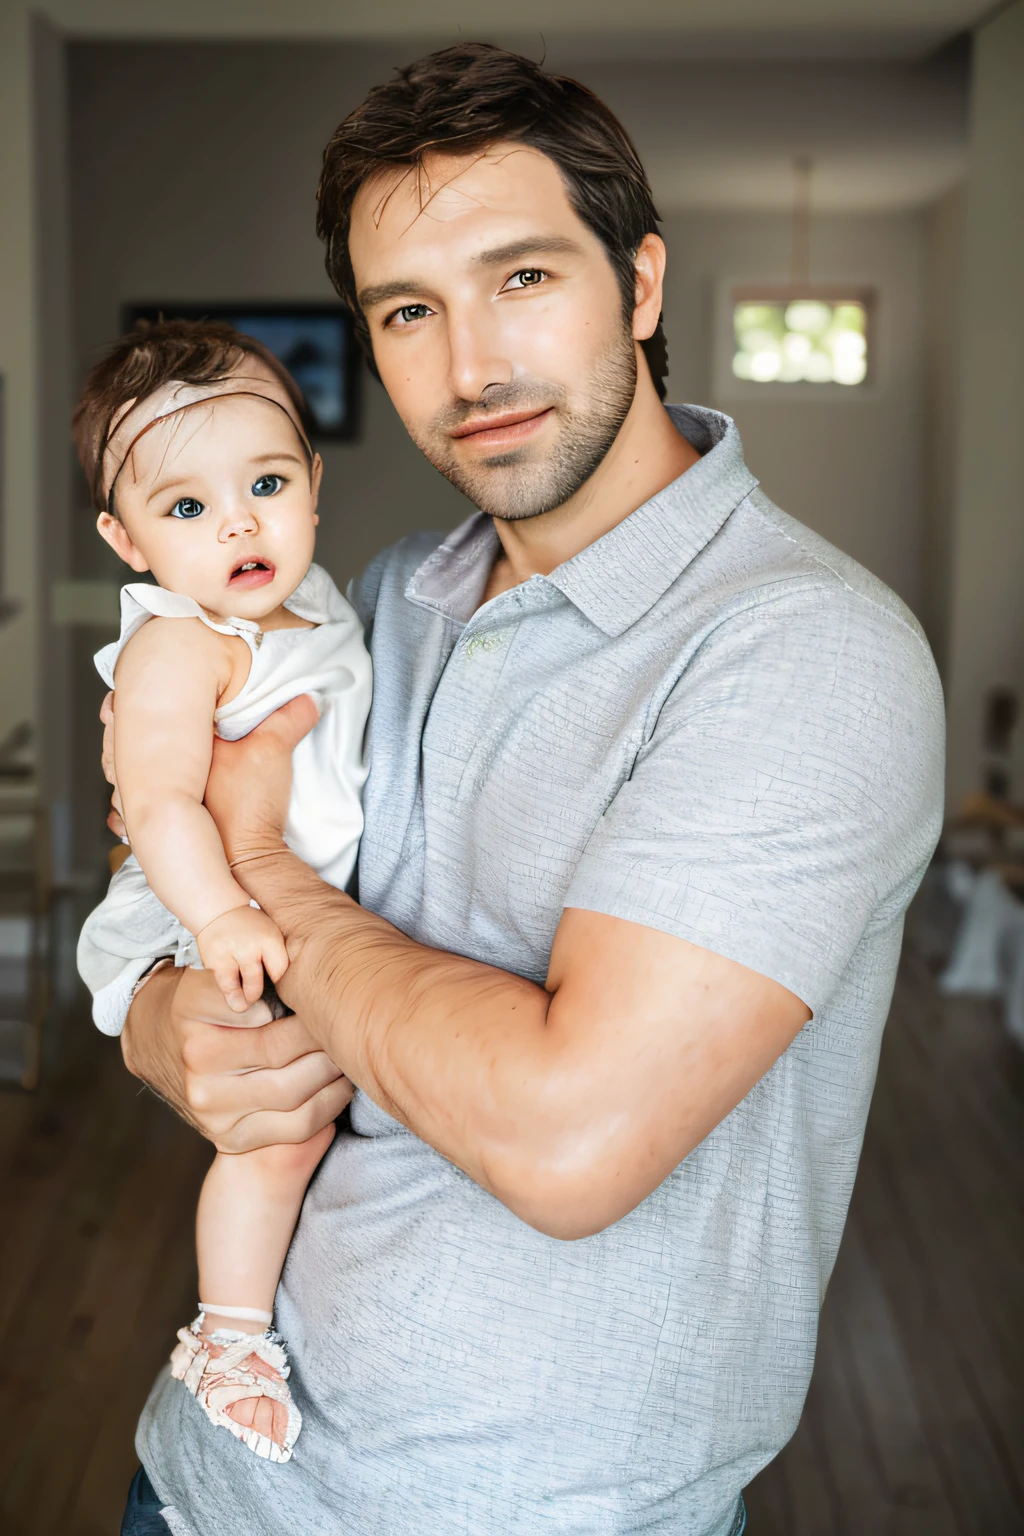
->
xmin=730 ymin=290 xmax=872 ymax=388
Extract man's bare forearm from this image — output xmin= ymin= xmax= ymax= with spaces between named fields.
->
xmin=230 ymin=833 xmax=809 ymax=1240
xmin=236 ymin=848 xmax=579 ymax=1215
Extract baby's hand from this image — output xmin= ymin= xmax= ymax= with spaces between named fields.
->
xmin=196 ymin=905 xmax=289 ymax=1014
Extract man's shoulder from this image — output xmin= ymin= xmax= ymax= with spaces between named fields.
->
xmin=675 ymin=488 xmax=945 ymax=768
xmin=711 ymin=488 xmax=937 ymax=682
xmin=744 ymin=490 xmax=925 ymax=634
xmin=348 ymin=529 xmax=449 ymax=630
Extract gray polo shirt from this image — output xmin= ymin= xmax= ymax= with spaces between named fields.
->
xmin=140 ymin=406 xmax=944 ymax=1536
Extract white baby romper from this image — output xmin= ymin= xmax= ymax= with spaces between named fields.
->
xmin=77 ymin=562 xmax=372 ymax=1034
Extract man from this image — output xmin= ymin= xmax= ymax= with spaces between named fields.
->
xmin=114 ymin=43 xmax=944 ymax=1536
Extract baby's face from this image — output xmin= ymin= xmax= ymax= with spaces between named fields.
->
xmin=99 ymin=391 xmax=321 ymax=622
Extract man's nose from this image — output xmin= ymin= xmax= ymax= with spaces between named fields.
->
xmin=446 ymin=303 xmax=513 ymax=403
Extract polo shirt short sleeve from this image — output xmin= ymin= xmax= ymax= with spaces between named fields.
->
xmin=565 ymin=576 xmax=945 ymax=1017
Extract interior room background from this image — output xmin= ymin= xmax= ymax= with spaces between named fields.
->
xmin=1 ymin=4 xmax=1022 ymax=1532
xmin=12 ymin=26 xmax=1015 ymax=887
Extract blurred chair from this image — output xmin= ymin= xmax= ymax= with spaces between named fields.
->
xmin=940 ymin=792 xmax=1024 ymax=1047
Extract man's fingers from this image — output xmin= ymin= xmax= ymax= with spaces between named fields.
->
xmin=215 ymin=1076 xmax=355 ymax=1153
xmin=179 ymin=1010 xmax=321 ymax=1079
xmin=100 ymin=689 xmax=127 ymax=836
xmin=186 ymin=1048 xmax=344 ymax=1122
xmin=252 ymin=694 xmax=320 ymax=757
xmin=100 ymin=692 xmax=116 ymax=784
xmin=249 ymin=1012 xmax=321 ymax=1068
xmin=123 ymin=965 xmax=349 ymax=1156
xmin=176 ymin=967 xmax=274 ymax=1031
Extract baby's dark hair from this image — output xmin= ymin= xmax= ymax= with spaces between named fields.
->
xmin=73 ymin=317 xmax=310 ymax=514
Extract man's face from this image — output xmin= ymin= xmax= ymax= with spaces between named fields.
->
xmin=349 ymin=144 xmax=638 ymax=521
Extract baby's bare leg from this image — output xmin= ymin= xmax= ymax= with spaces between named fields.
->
xmin=198 ymin=1127 xmax=335 ymax=1335
xmin=172 ymin=1126 xmax=334 ymax=1458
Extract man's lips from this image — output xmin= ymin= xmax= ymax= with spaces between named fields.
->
xmin=228 ymin=558 xmax=276 ymax=590
xmin=449 ymin=407 xmax=553 ymax=449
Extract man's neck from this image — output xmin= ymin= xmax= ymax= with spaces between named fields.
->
xmin=480 ymin=361 xmax=700 ymax=606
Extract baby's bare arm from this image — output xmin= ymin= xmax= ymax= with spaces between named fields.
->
xmin=112 ymin=617 xmax=254 ymax=937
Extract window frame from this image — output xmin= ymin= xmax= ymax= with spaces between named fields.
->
xmin=713 ymin=281 xmax=879 ymax=404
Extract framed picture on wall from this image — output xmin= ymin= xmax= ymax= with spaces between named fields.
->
xmin=122 ymin=303 xmax=362 ymax=442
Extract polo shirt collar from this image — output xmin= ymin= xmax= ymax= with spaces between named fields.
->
xmin=405 ymin=510 xmax=500 ymax=627
xmin=544 ymin=406 xmax=758 ymax=637
xmin=406 ymin=406 xmax=758 ymax=636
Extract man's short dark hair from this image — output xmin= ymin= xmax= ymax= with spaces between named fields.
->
xmin=316 ymin=42 xmax=668 ymax=400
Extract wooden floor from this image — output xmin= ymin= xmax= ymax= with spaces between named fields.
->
xmin=0 ymin=1006 xmax=210 ymax=1536
xmin=745 ymin=888 xmax=1024 ymax=1535
xmin=1 ymin=883 xmax=1022 ymax=1536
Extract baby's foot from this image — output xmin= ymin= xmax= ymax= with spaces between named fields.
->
xmin=170 ymin=1316 xmax=301 ymax=1462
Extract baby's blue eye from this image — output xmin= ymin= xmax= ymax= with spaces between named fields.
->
xmin=251 ymin=475 xmax=284 ymax=498
xmin=170 ymin=497 xmax=205 ymax=519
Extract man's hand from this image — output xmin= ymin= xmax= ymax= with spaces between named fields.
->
xmin=205 ymin=694 xmax=319 ymax=870
xmin=100 ymin=689 xmax=319 ymax=860
xmin=100 ymin=691 xmax=126 ymax=840
xmin=122 ymin=964 xmax=353 ymax=1152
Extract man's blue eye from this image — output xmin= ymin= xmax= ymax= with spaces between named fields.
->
xmin=170 ymin=497 xmax=204 ymax=519
xmin=395 ymin=305 xmax=431 ymax=325
xmin=251 ymin=475 xmax=284 ymax=497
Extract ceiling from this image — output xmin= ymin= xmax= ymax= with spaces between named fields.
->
xmin=586 ymin=55 xmax=971 ymax=211
xmin=56 ymin=0 xmax=981 ymax=214
xmin=48 ymin=0 xmax=997 ymax=58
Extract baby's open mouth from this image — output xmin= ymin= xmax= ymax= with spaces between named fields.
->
xmin=229 ymin=558 xmax=276 ymax=589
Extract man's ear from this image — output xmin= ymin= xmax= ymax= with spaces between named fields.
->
xmin=96 ymin=512 xmax=150 ymax=573
xmin=632 ymin=232 xmax=667 ymax=343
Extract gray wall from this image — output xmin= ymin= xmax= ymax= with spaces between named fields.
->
xmin=660 ymin=206 xmax=928 ymax=617
xmin=945 ymin=1 xmax=1024 ymax=806
xmin=922 ymin=182 xmax=965 ymax=682
xmin=34 ymin=18 xmax=75 ymax=880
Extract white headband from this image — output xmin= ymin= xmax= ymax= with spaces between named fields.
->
xmin=100 ymin=371 xmax=312 ymax=513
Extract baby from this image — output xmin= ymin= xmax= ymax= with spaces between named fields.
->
xmin=75 ymin=319 xmax=372 ymax=1463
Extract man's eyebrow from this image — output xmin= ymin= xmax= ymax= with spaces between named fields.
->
xmin=357 ymin=237 xmax=583 ymax=312
xmin=358 ymin=279 xmax=436 ymax=312
xmin=472 ymin=235 xmax=583 ymax=267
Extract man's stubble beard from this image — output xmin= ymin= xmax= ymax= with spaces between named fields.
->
xmin=410 ymin=320 xmax=638 ymax=522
